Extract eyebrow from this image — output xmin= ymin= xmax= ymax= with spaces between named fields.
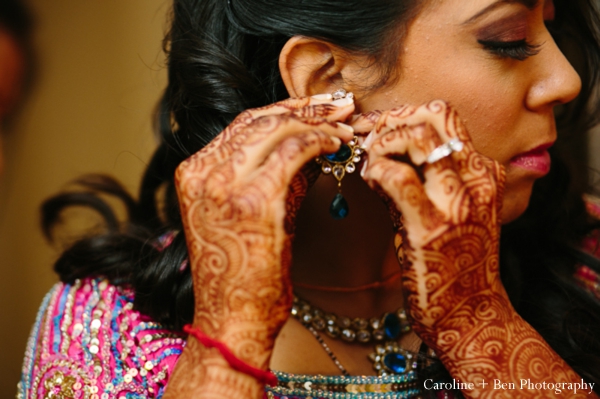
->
xmin=462 ymin=0 xmax=540 ymax=25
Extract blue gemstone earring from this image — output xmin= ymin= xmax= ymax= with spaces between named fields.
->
xmin=315 ymin=89 xmax=364 ymax=220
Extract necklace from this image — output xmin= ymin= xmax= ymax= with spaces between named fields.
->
xmin=291 ymin=296 xmax=416 ymax=376
xmin=293 ymin=271 xmax=402 ymax=293
xmin=303 ymin=324 xmax=350 ymax=376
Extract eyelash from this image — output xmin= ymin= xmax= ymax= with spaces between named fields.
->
xmin=478 ymin=39 xmax=542 ymax=61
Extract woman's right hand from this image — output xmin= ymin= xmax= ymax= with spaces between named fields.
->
xmin=174 ymin=96 xmax=354 ymax=370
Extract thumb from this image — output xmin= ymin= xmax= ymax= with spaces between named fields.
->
xmin=350 ymin=110 xmax=382 ymax=134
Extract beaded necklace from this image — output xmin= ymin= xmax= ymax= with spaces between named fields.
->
xmin=266 ymin=371 xmax=421 ymax=399
xmin=290 ymin=296 xmax=416 ymax=377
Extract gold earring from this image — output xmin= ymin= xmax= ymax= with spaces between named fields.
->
xmin=315 ymin=89 xmax=364 ymax=220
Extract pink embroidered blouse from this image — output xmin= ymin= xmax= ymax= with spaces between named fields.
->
xmin=17 ymin=278 xmax=185 ymax=399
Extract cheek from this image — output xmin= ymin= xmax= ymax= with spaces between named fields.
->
xmin=366 ymin=59 xmax=524 ymax=166
xmin=459 ymin=91 xmax=521 ymax=163
xmin=421 ymin=65 xmax=524 ymax=164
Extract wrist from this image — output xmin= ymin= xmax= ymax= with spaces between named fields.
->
xmin=184 ymin=324 xmax=278 ymax=385
xmin=416 ymin=289 xmax=519 ymax=352
xmin=191 ymin=318 xmax=279 ymax=369
xmin=164 ymin=338 xmax=268 ymax=399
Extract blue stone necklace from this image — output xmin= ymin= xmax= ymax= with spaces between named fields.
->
xmin=291 ymin=296 xmax=417 ymax=376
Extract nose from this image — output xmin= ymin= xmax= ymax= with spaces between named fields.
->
xmin=525 ymin=34 xmax=582 ymax=111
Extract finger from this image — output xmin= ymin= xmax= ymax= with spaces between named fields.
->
xmin=423 ymin=102 xmax=499 ymax=208
xmin=363 ymin=157 xmax=446 ymax=239
xmin=200 ymin=101 xmax=354 ymax=176
xmin=403 ymin=118 xmax=469 ymax=223
xmin=423 ymin=162 xmax=471 ymax=224
xmin=366 ymin=120 xmax=467 ymax=222
xmin=178 ymin=117 xmax=328 ymax=194
xmin=239 ymin=129 xmax=343 ymax=206
xmin=367 ymin=101 xmax=496 ymax=214
xmin=367 ymin=102 xmax=462 ymax=163
xmin=367 ymin=122 xmax=446 ymax=166
xmin=232 ymin=98 xmax=311 ymax=125
xmin=290 ymin=102 xmax=355 ymax=123
xmin=182 ymin=97 xmax=354 ymax=191
xmin=216 ymin=99 xmax=353 ymax=161
xmin=204 ymin=96 xmax=353 ymax=162
xmin=350 ymin=110 xmax=383 ymax=134
xmin=362 ymin=105 xmax=418 ymax=149
xmin=238 ymin=95 xmax=355 ymax=123
xmin=235 ymin=115 xmax=353 ymax=176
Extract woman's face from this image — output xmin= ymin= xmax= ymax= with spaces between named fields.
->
xmin=361 ymin=0 xmax=581 ymax=224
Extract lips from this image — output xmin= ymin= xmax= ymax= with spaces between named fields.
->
xmin=510 ymin=143 xmax=553 ymax=175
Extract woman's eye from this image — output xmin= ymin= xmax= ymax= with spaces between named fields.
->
xmin=478 ymin=39 xmax=541 ymax=61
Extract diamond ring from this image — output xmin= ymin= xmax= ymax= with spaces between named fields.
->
xmin=426 ymin=138 xmax=464 ymax=164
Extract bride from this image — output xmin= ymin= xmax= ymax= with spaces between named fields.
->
xmin=20 ymin=0 xmax=600 ymax=398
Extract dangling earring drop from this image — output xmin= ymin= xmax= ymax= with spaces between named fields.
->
xmin=315 ymin=89 xmax=364 ymax=220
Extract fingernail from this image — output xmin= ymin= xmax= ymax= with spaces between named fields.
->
xmin=311 ymin=93 xmax=333 ymax=100
xmin=360 ymin=159 xmax=369 ymax=177
xmin=332 ymin=97 xmax=354 ymax=107
xmin=337 ymin=122 xmax=354 ymax=133
xmin=363 ymin=133 xmax=374 ymax=148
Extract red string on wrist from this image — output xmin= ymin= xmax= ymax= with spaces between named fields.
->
xmin=183 ymin=324 xmax=279 ymax=387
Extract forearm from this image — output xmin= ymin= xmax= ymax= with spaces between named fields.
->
xmin=426 ymin=291 xmax=598 ymax=398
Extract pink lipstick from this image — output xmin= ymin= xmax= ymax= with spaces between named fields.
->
xmin=510 ymin=143 xmax=553 ymax=175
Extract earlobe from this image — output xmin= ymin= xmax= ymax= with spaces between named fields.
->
xmin=279 ymin=36 xmax=345 ymax=98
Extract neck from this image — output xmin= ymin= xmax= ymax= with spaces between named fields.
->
xmin=291 ymin=173 xmax=404 ymax=318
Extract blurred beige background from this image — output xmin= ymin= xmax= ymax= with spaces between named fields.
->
xmin=0 ymin=0 xmax=169 ymax=395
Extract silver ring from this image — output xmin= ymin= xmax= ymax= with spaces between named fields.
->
xmin=426 ymin=138 xmax=464 ymax=164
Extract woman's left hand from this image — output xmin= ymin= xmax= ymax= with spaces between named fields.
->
xmin=361 ymin=99 xmax=506 ymax=338
xmin=359 ymin=100 xmax=592 ymax=397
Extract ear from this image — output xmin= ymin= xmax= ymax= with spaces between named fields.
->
xmin=279 ymin=36 xmax=355 ymax=98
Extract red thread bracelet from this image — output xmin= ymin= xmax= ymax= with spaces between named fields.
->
xmin=184 ymin=324 xmax=279 ymax=387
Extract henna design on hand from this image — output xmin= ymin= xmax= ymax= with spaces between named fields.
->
xmin=164 ymin=97 xmax=354 ymax=399
xmin=362 ymin=100 xmax=595 ymax=398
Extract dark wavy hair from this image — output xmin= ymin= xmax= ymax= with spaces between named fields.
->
xmin=0 ymin=0 xmax=32 ymax=47
xmin=41 ymin=0 xmax=600 ymax=387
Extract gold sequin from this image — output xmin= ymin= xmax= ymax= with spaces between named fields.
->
xmin=366 ymin=384 xmax=382 ymax=392
xmin=43 ymin=371 xmax=76 ymax=399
